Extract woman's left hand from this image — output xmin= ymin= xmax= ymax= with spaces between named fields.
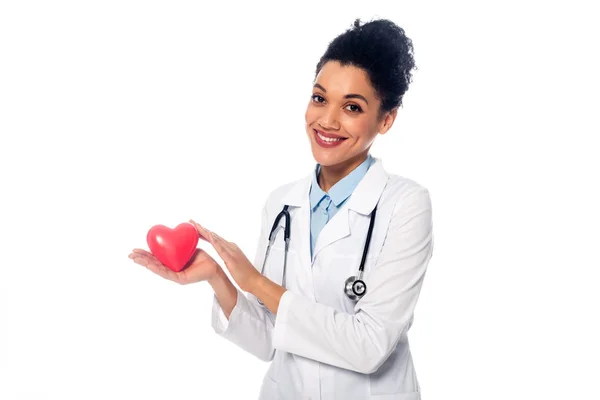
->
xmin=189 ymin=219 xmax=261 ymax=293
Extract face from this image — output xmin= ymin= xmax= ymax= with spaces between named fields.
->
xmin=305 ymin=61 xmax=397 ymax=172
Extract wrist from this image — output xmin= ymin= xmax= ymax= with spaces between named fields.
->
xmin=246 ymin=272 xmax=286 ymax=315
xmin=245 ymin=270 xmax=264 ymax=294
xmin=207 ymin=264 xmax=226 ymax=286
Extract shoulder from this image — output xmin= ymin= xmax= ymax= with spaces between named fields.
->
xmin=385 ymin=173 xmax=431 ymax=201
xmin=259 ymin=175 xmax=309 ymax=217
xmin=267 ymin=178 xmax=305 ymax=201
xmin=381 ymin=171 xmax=433 ymax=219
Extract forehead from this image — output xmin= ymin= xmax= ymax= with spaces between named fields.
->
xmin=314 ymin=61 xmax=376 ymax=99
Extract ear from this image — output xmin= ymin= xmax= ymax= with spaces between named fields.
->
xmin=378 ymin=108 xmax=398 ymax=135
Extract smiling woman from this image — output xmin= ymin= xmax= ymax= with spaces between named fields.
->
xmin=131 ymin=17 xmax=432 ymax=400
xmin=305 ymin=18 xmax=415 ymax=192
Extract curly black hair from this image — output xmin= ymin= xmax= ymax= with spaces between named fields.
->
xmin=315 ymin=18 xmax=416 ymax=115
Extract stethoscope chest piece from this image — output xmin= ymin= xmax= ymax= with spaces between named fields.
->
xmin=344 ymin=275 xmax=367 ymax=301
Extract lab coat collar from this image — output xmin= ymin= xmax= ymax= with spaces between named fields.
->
xmin=279 ymin=156 xmax=389 ymax=266
xmin=280 ymin=157 xmax=389 ymax=215
xmin=345 ymin=155 xmax=387 ymax=215
xmin=310 ymin=154 xmax=374 ymax=210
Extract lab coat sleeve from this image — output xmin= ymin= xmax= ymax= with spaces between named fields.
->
xmin=272 ymin=188 xmax=434 ymax=374
xmin=210 ymin=199 xmax=276 ymax=362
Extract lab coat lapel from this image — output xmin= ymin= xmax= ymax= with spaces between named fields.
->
xmin=311 ymin=158 xmax=389 ymax=261
xmin=295 ymin=196 xmax=313 ymax=283
xmin=276 ymin=158 xmax=388 ymax=279
xmin=279 ymin=175 xmax=314 ymax=296
xmin=311 ymin=208 xmax=350 ymax=263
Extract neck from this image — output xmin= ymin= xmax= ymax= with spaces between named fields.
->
xmin=318 ymin=152 xmax=369 ymax=193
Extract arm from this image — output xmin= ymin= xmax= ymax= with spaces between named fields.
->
xmin=256 ymin=188 xmax=433 ymax=374
xmin=207 ymin=267 xmax=237 ymax=319
xmin=209 ymin=199 xmax=277 ymax=362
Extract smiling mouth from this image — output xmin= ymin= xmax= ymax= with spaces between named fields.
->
xmin=314 ymin=129 xmax=347 ymax=141
xmin=314 ymin=129 xmax=347 ymax=147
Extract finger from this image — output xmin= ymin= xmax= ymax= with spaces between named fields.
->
xmin=129 ymin=253 xmax=157 ymax=268
xmin=132 ymin=248 xmax=155 ymax=258
xmin=209 ymin=232 xmax=237 ymax=262
xmin=189 ymin=220 xmax=225 ymax=251
xmin=211 ymin=231 xmax=233 ymax=247
xmin=197 ymin=229 xmax=230 ymax=260
xmin=207 ymin=230 xmax=225 ymax=249
xmin=129 ymin=253 xmax=178 ymax=281
xmin=130 ymin=249 xmax=162 ymax=266
xmin=129 ymin=253 xmax=170 ymax=271
xmin=129 ymin=254 xmax=153 ymax=269
xmin=187 ymin=220 xmax=234 ymax=263
xmin=188 ymin=220 xmax=210 ymax=242
xmin=145 ymin=261 xmax=178 ymax=281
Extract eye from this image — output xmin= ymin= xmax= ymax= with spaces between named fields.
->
xmin=311 ymin=94 xmax=325 ymax=103
xmin=345 ymin=104 xmax=362 ymax=113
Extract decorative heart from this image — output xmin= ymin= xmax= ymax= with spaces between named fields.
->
xmin=146 ymin=222 xmax=199 ymax=272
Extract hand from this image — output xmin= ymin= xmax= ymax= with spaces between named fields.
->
xmin=128 ymin=247 xmax=219 ymax=285
xmin=189 ymin=219 xmax=261 ymax=292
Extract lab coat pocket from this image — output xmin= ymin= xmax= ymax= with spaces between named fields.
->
xmin=341 ymin=246 xmax=381 ymax=271
xmin=258 ymin=372 xmax=280 ymax=400
xmin=332 ymin=236 xmax=382 ymax=278
xmin=369 ymin=344 xmax=420 ymax=398
xmin=266 ymin=350 xmax=283 ymax=383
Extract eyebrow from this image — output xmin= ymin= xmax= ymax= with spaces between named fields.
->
xmin=313 ymin=83 xmax=369 ymax=105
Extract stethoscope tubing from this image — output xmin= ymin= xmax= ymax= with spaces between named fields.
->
xmin=259 ymin=204 xmax=376 ymax=304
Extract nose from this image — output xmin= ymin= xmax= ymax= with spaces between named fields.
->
xmin=318 ymin=106 xmax=340 ymax=131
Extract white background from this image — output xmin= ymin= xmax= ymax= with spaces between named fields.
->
xmin=1 ymin=1 xmax=599 ymax=399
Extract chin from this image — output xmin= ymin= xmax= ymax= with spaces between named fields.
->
xmin=310 ymin=147 xmax=345 ymax=167
xmin=306 ymin=127 xmax=355 ymax=167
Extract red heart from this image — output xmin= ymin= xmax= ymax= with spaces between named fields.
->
xmin=146 ymin=223 xmax=199 ymax=272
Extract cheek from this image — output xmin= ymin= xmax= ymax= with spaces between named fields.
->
xmin=344 ymin=116 xmax=372 ymax=137
xmin=305 ymin=104 xmax=317 ymax=124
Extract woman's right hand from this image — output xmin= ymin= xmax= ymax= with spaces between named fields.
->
xmin=128 ymin=247 xmax=219 ymax=285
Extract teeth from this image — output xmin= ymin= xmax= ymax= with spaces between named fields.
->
xmin=317 ymin=132 xmax=342 ymax=143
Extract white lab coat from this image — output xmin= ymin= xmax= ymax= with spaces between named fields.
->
xmin=211 ymin=157 xmax=434 ymax=400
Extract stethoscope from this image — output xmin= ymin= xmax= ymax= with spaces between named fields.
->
xmin=258 ymin=204 xmax=377 ymax=303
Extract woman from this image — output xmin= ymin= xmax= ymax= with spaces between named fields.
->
xmin=129 ymin=18 xmax=433 ymax=400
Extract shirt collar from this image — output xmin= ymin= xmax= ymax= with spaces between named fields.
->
xmin=309 ymin=154 xmax=374 ymax=211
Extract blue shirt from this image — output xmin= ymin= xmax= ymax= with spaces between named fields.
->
xmin=309 ymin=154 xmax=374 ymax=259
